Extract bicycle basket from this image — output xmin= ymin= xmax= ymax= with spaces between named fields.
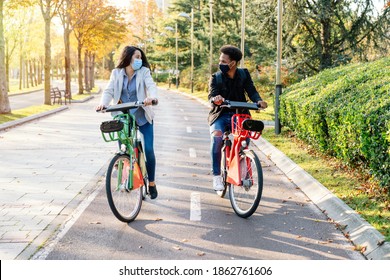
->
xmin=100 ymin=116 xmax=129 ymax=143
xmin=232 ymin=114 xmax=263 ymax=140
xmin=100 ymin=120 xmax=123 ymax=133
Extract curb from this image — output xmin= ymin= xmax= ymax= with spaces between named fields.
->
xmin=168 ymin=87 xmax=390 ymax=260
xmin=0 ymin=106 xmax=69 ymax=132
xmin=253 ymin=137 xmax=390 ymax=260
xmin=0 ymin=87 xmax=101 ymax=132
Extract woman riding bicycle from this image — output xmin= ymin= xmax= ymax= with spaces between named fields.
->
xmin=96 ymin=46 xmax=159 ymax=199
xmin=209 ymin=45 xmax=267 ymax=191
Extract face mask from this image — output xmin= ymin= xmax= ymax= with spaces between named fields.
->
xmin=219 ymin=61 xmax=234 ymax=74
xmin=219 ymin=64 xmax=230 ymax=74
xmin=132 ymin=58 xmax=142 ymax=70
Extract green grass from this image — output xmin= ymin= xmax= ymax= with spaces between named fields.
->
xmin=0 ymin=105 xmax=61 ymax=125
xmin=262 ymin=128 xmax=390 ymax=241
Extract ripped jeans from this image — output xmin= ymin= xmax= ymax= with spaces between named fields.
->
xmin=209 ymin=112 xmax=235 ymax=176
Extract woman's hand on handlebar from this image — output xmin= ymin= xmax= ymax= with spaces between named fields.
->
xmin=257 ymin=100 xmax=268 ymax=109
xmin=211 ymin=95 xmax=225 ymax=105
xmin=95 ymin=104 xmax=106 ymax=112
xmin=143 ymin=97 xmax=158 ymax=106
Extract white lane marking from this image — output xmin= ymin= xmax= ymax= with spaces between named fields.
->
xmin=186 ymin=126 xmax=192 ymax=133
xmin=184 ymin=116 xmax=189 ymax=121
xmin=190 ymin=192 xmax=202 ymax=221
xmin=189 ymin=148 xmax=197 ymax=158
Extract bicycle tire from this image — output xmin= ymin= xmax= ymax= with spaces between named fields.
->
xmin=229 ymin=149 xmax=263 ymax=218
xmin=106 ymin=153 xmax=143 ymax=223
xmin=137 ymin=143 xmax=148 ymax=200
xmin=218 ymin=148 xmax=228 ymax=198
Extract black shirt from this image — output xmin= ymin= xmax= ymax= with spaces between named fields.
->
xmin=208 ymin=68 xmax=262 ymax=125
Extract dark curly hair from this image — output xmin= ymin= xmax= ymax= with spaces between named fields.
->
xmin=116 ymin=46 xmax=150 ymax=69
xmin=219 ymin=45 xmax=242 ymax=62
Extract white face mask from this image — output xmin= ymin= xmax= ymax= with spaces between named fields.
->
xmin=132 ymin=58 xmax=142 ymax=70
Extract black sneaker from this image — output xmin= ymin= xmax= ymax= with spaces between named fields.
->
xmin=149 ymin=185 xmax=158 ymax=199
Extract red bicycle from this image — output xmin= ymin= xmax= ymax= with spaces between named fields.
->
xmin=218 ymin=100 xmax=265 ymax=218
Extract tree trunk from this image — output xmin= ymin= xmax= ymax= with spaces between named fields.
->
xmin=29 ymin=60 xmax=34 ymax=87
xmin=43 ymin=10 xmax=51 ymax=105
xmin=77 ymin=44 xmax=83 ymax=94
xmin=0 ymin=0 xmax=11 ymax=113
xmin=64 ymin=28 xmax=71 ymax=98
xmin=33 ymin=59 xmax=38 ymax=86
xmin=5 ymin=38 xmax=8 ymax=92
xmin=319 ymin=0 xmax=332 ymax=70
xmin=90 ymin=53 xmax=95 ymax=90
xmin=25 ymin=60 xmax=29 ymax=88
xmin=84 ymin=50 xmax=89 ymax=92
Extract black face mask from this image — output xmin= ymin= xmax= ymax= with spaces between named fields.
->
xmin=219 ymin=63 xmax=230 ymax=74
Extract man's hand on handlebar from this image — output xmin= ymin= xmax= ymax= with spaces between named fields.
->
xmin=211 ymin=95 xmax=225 ymax=105
xmin=257 ymin=100 xmax=268 ymax=109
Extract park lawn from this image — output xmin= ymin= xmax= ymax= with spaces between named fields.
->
xmin=0 ymin=105 xmax=61 ymax=125
xmin=261 ymin=128 xmax=390 ymax=241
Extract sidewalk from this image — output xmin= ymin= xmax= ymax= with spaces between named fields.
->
xmin=0 ymin=91 xmax=116 ymax=259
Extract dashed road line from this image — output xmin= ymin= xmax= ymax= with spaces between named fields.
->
xmin=189 ymin=148 xmax=197 ymax=158
xmin=190 ymin=192 xmax=201 ymax=221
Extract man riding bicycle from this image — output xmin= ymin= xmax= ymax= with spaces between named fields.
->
xmin=208 ymin=45 xmax=268 ymax=191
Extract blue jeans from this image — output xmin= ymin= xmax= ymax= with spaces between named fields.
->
xmin=139 ymin=121 xmax=156 ymax=182
xmin=209 ymin=112 xmax=235 ymax=176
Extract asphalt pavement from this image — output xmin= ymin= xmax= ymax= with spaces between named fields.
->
xmin=0 ymin=84 xmax=388 ymax=260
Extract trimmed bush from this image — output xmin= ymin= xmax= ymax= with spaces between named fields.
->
xmin=280 ymin=57 xmax=390 ymax=188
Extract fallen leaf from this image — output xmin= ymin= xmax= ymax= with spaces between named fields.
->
xmin=173 ymin=246 xmax=182 ymax=251
xmin=89 ymin=221 xmax=101 ymax=225
xmin=181 ymin=239 xmax=189 ymax=243
xmin=155 ymin=218 xmax=163 ymax=221
xmin=197 ymin=252 xmax=205 ymax=256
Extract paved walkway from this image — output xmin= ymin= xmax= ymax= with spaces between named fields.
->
xmin=0 ymin=92 xmax=115 ymax=259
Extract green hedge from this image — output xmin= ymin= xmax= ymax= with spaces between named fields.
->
xmin=280 ymin=57 xmax=390 ymax=188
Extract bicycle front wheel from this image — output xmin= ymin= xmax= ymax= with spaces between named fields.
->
xmin=229 ymin=150 xmax=263 ymax=218
xmin=106 ymin=154 xmax=143 ymax=223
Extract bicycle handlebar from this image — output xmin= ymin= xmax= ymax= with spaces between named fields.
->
xmin=220 ymin=100 xmax=260 ymax=111
xmin=96 ymin=100 xmax=158 ymax=113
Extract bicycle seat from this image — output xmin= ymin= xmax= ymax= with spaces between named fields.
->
xmin=242 ymin=119 xmax=264 ymax=132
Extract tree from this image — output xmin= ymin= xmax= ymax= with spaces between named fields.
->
xmin=38 ymin=0 xmax=63 ymax=105
xmin=72 ymin=0 xmax=121 ymax=94
xmin=57 ymin=0 xmax=72 ymax=98
xmin=0 ymin=0 xmax=10 ymax=113
xmin=248 ymin=0 xmax=390 ymax=76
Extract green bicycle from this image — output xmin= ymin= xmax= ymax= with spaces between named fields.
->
xmin=98 ymin=101 xmax=157 ymax=223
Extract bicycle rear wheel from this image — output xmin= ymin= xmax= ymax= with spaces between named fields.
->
xmin=229 ymin=150 xmax=263 ymax=218
xmin=218 ymin=148 xmax=228 ymax=198
xmin=106 ymin=154 xmax=142 ymax=223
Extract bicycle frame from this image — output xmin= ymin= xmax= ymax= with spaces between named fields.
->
xmin=101 ymin=112 xmax=144 ymax=191
xmin=224 ymin=113 xmax=261 ymax=186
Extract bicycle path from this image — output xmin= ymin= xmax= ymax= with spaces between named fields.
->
xmin=0 ymin=84 xmax=388 ymax=260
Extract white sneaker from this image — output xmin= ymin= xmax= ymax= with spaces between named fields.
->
xmin=213 ymin=176 xmax=224 ymax=191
